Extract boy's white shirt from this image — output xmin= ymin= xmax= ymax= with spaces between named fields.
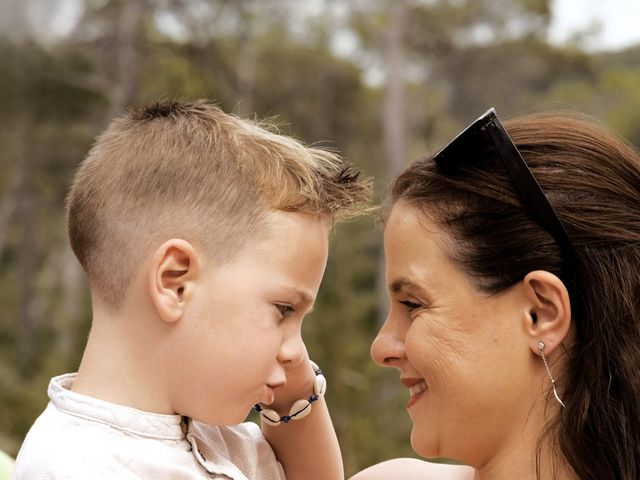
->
xmin=14 ymin=373 xmax=285 ymax=480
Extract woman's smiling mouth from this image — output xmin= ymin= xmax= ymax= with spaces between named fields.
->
xmin=402 ymin=378 xmax=428 ymax=408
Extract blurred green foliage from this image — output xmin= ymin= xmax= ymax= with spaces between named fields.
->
xmin=1 ymin=0 xmax=640 ymax=475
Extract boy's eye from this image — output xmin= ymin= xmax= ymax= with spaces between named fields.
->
xmin=398 ymin=300 xmax=421 ymax=312
xmin=275 ymin=304 xmax=295 ymax=318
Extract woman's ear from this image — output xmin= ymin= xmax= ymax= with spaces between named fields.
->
xmin=521 ymin=270 xmax=571 ymax=356
xmin=148 ymin=239 xmax=200 ymax=323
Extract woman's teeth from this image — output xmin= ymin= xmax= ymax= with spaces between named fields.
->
xmin=410 ymin=381 xmax=427 ymax=396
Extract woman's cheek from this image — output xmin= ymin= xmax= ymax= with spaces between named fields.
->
xmin=406 ymin=318 xmax=466 ymax=374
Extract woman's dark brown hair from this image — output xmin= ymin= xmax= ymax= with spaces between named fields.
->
xmin=389 ymin=112 xmax=640 ymax=480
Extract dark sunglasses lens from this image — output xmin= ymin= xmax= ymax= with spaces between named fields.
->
xmin=434 ymin=122 xmax=497 ymax=173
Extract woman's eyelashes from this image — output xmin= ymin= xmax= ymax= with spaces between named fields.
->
xmin=398 ymin=299 xmax=422 ymax=312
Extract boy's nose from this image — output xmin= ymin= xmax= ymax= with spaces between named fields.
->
xmin=277 ymin=330 xmax=305 ymax=366
xmin=370 ymin=315 xmax=406 ymax=369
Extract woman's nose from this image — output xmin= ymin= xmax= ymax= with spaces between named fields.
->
xmin=370 ymin=313 xmax=406 ymax=368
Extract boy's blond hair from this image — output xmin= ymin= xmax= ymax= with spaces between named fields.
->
xmin=67 ymin=100 xmax=371 ymax=308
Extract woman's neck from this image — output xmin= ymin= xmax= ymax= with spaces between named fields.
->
xmin=471 ymin=433 xmax=576 ymax=480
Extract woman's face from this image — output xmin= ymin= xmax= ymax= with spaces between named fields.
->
xmin=371 ymin=202 xmax=539 ymax=465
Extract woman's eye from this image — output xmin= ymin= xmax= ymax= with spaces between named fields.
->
xmin=275 ymin=304 xmax=295 ymax=318
xmin=398 ymin=300 xmax=421 ymax=312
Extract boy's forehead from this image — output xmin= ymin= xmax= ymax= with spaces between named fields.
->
xmin=268 ymin=210 xmax=332 ymax=229
xmin=257 ymin=210 xmax=331 ymax=247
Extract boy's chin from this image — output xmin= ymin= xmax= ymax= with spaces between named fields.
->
xmin=190 ymin=408 xmax=253 ymax=427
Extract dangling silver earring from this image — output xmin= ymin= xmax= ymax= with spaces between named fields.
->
xmin=538 ymin=341 xmax=566 ymax=408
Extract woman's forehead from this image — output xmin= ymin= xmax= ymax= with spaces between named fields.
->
xmin=384 ymin=202 xmax=473 ymax=292
xmin=384 ymin=202 xmax=446 ymax=252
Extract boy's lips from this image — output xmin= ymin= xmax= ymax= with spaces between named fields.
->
xmin=262 ymin=386 xmax=275 ymax=405
xmin=261 ymin=382 xmax=284 ymax=405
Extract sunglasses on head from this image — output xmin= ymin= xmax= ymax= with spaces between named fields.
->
xmin=433 ymin=108 xmax=576 ymax=271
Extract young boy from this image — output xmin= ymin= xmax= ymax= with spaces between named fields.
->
xmin=14 ymin=100 xmax=371 ymax=479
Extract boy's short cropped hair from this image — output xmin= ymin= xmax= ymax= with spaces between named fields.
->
xmin=67 ymin=100 xmax=372 ymax=308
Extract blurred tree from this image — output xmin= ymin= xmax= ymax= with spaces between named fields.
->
xmin=0 ymin=35 xmax=99 ymax=454
xmin=544 ymin=46 xmax=640 ymax=144
xmin=0 ymin=1 xmax=639 ymax=476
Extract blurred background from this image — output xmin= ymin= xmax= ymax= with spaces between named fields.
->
xmin=1 ymin=0 xmax=640 ymax=476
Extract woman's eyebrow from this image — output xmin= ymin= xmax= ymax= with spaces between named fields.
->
xmin=389 ymin=277 xmax=433 ymax=305
xmin=389 ymin=277 xmax=431 ymax=301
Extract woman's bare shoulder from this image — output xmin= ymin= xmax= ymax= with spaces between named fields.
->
xmin=350 ymin=458 xmax=475 ymax=480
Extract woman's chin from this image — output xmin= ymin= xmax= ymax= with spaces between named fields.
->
xmin=410 ymin=428 xmax=439 ymax=459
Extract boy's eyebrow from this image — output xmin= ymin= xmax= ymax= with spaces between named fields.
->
xmin=282 ymin=286 xmax=315 ymax=311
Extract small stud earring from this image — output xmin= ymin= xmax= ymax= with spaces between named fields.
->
xmin=538 ymin=341 xmax=566 ymax=408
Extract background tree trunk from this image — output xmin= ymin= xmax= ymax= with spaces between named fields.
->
xmin=383 ymin=0 xmax=407 ymax=181
xmin=105 ymin=0 xmax=148 ymax=120
xmin=15 ymin=106 xmax=36 ymax=374
xmin=378 ymin=0 xmax=407 ymax=325
xmin=236 ymin=1 xmax=257 ymax=116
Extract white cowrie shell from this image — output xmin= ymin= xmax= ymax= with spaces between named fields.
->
xmin=289 ymin=399 xmax=312 ymax=420
xmin=255 ymin=360 xmax=326 ymax=426
xmin=314 ymin=374 xmax=327 ymax=397
xmin=260 ymin=408 xmax=281 ymax=426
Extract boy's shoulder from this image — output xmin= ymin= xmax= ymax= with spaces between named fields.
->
xmin=14 ymin=402 xmax=126 ymax=479
xmin=13 ymin=375 xmax=284 ymax=480
xmin=13 ymin=401 xmax=187 ymax=479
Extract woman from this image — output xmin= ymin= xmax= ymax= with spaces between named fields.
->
xmin=354 ymin=109 xmax=640 ymax=479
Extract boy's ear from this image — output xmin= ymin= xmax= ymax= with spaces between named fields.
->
xmin=521 ymin=270 xmax=572 ymax=356
xmin=148 ymin=239 xmax=200 ymax=323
